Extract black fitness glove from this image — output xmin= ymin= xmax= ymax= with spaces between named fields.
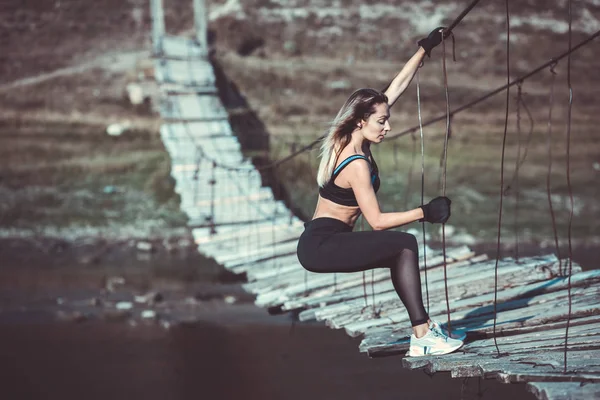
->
xmin=420 ymin=196 xmax=452 ymax=224
xmin=417 ymin=26 xmax=448 ymax=57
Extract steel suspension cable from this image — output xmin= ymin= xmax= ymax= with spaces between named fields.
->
xmin=387 ymin=30 xmax=600 ymax=142
xmin=403 ymin=133 xmax=417 ymax=211
xmin=504 ymin=92 xmax=535 ymax=196
xmin=416 ymin=69 xmax=430 ymax=313
xmin=440 ymin=34 xmax=453 ymax=335
xmin=514 ymin=82 xmax=523 ymax=261
xmin=564 ymin=0 xmax=575 ymax=374
xmin=546 ymin=63 xmax=562 ymax=276
xmin=492 ymin=0 xmax=511 ymax=357
xmin=445 ymin=0 xmax=483 ymax=33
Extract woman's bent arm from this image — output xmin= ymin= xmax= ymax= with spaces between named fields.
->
xmin=347 ymin=160 xmax=424 ymax=230
xmin=384 ymin=47 xmax=426 ymax=107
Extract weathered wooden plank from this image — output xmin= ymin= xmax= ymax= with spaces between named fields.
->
xmin=161 ymin=35 xmax=207 ymax=59
xmin=254 ymin=246 xmax=475 ymax=309
xmin=192 ymin=218 xmax=303 ymax=245
xmin=464 ymin=319 xmax=600 ymax=355
xmin=286 ymin=249 xmax=478 ymax=306
xmin=527 ymin=382 xmax=600 ymax=400
xmin=185 ymin=201 xmax=289 ymax=226
xmin=161 ymin=94 xmax=228 ymax=121
xmin=364 ymin=289 xmax=600 ymax=357
xmin=296 ymin=253 xmax=487 ymax=321
xmin=489 ymin=364 xmax=600 ymax=384
xmin=154 ymin=58 xmax=215 ymax=88
xmin=286 ymin=254 xmax=489 ymax=313
xmin=217 ymin=240 xmax=299 ymax=267
xmin=161 ymin=121 xmax=233 ymax=139
xmin=304 ymin=262 xmax=534 ymax=325
xmin=207 ymin=239 xmax=299 ymax=267
xmin=335 ymin=256 xmax=565 ymax=335
xmin=401 ymin=347 xmax=600 ymax=371
xmin=200 ymin=227 xmax=302 ymax=260
xmin=401 ymin=349 xmax=600 ymax=383
xmin=359 ymin=271 xmax=600 ymax=353
xmin=231 ymin=253 xmax=301 ymax=275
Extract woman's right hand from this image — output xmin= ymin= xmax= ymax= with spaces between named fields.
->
xmin=420 ymin=196 xmax=451 ymax=224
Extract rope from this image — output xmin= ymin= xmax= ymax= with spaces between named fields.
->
xmin=440 ymin=34 xmax=453 ymax=335
xmin=371 ymin=269 xmax=377 ymax=315
xmin=445 ymin=0 xmax=482 ymax=33
xmin=272 ymin=165 xmax=278 ymax=272
xmin=564 ymin=0 xmax=575 ymax=374
xmin=545 ymin=62 xmax=562 ymax=275
xmin=504 ymin=91 xmax=535 ymax=196
xmin=416 ymin=69 xmax=430 ymax=313
xmin=403 ymin=133 xmax=417 ymax=210
xmin=492 ymin=0 xmax=511 ymax=357
xmin=514 ymin=82 xmax=523 ymax=261
xmin=387 ymin=30 xmax=600 ymax=142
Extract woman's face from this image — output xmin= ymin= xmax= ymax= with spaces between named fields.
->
xmin=360 ymin=102 xmax=391 ymax=143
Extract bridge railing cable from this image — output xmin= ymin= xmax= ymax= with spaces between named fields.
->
xmin=387 ymin=29 xmax=600 ymax=142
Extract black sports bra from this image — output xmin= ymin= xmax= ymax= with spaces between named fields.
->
xmin=319 ymin=154 xmax=380 ymax=207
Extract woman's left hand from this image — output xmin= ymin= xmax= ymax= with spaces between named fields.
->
xmin=420 ymin=196 xmax=451 ymax=224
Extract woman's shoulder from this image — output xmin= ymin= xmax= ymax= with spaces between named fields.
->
xmin=334 ymin=153 xmax=370 ymax=169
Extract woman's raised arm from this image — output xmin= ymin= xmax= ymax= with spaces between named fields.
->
xmin=383 ymin=48 xmax=426 ymax=107
xmin=383 ymin=27 xmax=447 ymax=107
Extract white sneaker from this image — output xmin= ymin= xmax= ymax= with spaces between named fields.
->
xmin=430 ymin=319 xmax=467 ymax=341
xmin=408 ymin=323 xmax=464 ymax=357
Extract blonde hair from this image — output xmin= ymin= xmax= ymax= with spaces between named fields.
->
xmin=317 ymin=88 xmax=388 ymax=187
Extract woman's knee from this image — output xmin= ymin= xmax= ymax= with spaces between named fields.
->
xmin=399 ymin=232 xmax=418 ymax=254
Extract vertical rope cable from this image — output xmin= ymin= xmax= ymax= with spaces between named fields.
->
xmin=492 ymin=0 xmax=511 ymax=356
xmin=416 ymin=69 xmax=430 ymax=313
xmin=371 ymin=269 xmax=376 ymax=314
xmin=563 ymin=0 xmax=575 ymax=374
xmin=359 ymin=216 xmax=368 ymax=309
xmin=514 ymin=82 xmax=523 ymax=261
xmin=209 ymin=161 xmax=217 ymax=235
xmin=193 ymin=148 xmax=202 ymax=206
xmin=440 ymin=30 xmax=452 ymax=334
xmin=305 ymin=147 xmax=314 ymax=294
xmin=546 ymin=63 xmax=562 ymax=275
xmin=272 ymin=164 xmax=278 ymax=273
xmin=246 ymin=170 xmax=253 ymax=256
xmin=403 ymin=133 xmax=417 ymax=210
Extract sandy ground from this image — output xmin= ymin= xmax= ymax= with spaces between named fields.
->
xmin=0 ymin=302 xmax=536 ymax=400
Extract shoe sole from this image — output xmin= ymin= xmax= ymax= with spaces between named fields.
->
xmin=407 ymin=341 xmax=464 ymax=357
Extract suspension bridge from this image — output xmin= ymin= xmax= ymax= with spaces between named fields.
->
xmin=150 ymin=0 xmax=600 ymax=399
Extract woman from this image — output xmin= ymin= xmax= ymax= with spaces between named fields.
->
xmin=296 ymin=28 xmax=463 ymax=357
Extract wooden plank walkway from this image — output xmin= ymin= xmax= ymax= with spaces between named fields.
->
xmin=149 ymin=1 xmax=600 ymax=399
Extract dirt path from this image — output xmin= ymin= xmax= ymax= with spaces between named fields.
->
xmin=0 ymin=50 xmax=148 ymax=93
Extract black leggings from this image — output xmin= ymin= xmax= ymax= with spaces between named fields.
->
xmin=297 ymin=217 xmax=429 ymax=327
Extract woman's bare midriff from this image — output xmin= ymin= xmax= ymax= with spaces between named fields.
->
xmin=312 ymin=196 xmax=362 ymax=227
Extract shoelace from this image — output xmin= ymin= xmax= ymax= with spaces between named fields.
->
xmin=429 ymin=326 xmax=449 ymax=342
